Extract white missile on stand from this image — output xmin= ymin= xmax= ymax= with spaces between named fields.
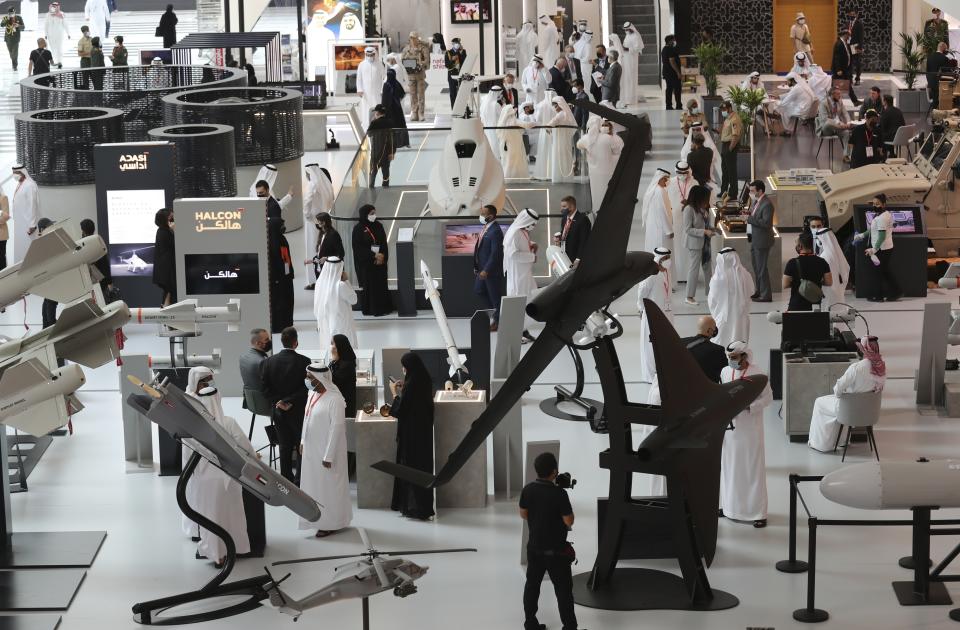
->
xmin=821 ymin=460 xmax=960 ymax=510
xmin=133 ymin=299 xmax=241 ymax=334
xmin=547 ymin=245 xmax=615 ymax=345
xmin=148 ymin=349 xmax=222 ymax=370
xmin=0 ymin=355 xmax=85 ymax=434
xmin=420 ymin=261 xmax=469 ymax=378
xmin=767 ymin=310 xmax=858 ymax=325
xmin=0 ymin=227 xmax=106 ymax=309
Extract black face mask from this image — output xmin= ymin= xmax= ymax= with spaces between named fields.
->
xmin=262 ymin=340 xmax=272 ymax=352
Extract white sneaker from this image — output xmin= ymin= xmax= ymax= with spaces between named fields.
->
xmin=685 ymin=297 xmax=698 ymax=306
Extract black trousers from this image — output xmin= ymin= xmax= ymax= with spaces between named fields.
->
xmin=524 ymin=552 xmax=577 ymax=630
xmin=274 ymin=415 xmax=303 ymax=484
xmin=41 ymin=299 xmax=57 ymax=329
xmin=475 ymin=275 xmax=502 ymax=322
xmin=872 ymin=248 xmax=901 ymax=300
xmin=0 ymin=239 xmax=8 ymax=271
xmin=720 ymin=144 xmax=738 ymax=198
xmin=448 ymin=76 xmax=459 ymax=107
xmin=664 ymin=73 xmax=682 ymax=109
xmin=370 ymin=158 xmax=391 ymax=188
xmin=851 ymin=52 xmax=862 ymax=81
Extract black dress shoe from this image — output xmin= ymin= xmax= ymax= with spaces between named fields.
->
xmin=751 ymin=297 xmax=772 ymax=303
xmin=718 ymin=508 xmax=725 ymax=518
xmin=754 ymin=519 xmax=767 ymax=528
xmin=866 ymin=297 xmax=884 ymax=302
xmin=886 ymin=293 xmax=903 ymax=302
xmin=750 ymin=293 xmax=759 ymax=299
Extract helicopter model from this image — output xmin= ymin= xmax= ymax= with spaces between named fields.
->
xmin=265 ymin=528 xmax=475 ymax=622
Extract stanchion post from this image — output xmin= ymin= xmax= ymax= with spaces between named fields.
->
xmin=793 ymin=517 xmax=829 ymax=623
xmin=777 ymin=473 xmax=809 ymax=573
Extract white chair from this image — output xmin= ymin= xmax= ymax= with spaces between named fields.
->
xmin=885 ymin=123 xmax=918 ymax=159
xmin=834 ymin=390 xmax=883 ymax=461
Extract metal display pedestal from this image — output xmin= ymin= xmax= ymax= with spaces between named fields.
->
xmin=572 ymin=568 xmax=738 ymax=611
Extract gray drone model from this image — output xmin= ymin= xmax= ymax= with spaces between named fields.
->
xmin=267 ymin=528 xmax=475 ymax=624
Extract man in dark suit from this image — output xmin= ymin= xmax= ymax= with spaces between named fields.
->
xmin=879 ymin=94 xmax=906 ymax=148
xmin=474 ymin=204 xmax=504 ymax=331
xmin=745 ymin=179 xmax=775 ymax=302
xmin=680 ymin=316 xmax=727 ymax=383
xmin=600 ymin=50 xmax=621 ymax=106
xmin=502 ymin=73 xmax=520 ymax=110
xmin=255 ymin=179 xmax=293 ymax=219
xmin=849 ymin=109 xmax=884 ymax=168
xmin=830 ymin=30 xmax=860 ymax=106
xmin=562 ymin=45 xmax=583 ymax=86
xmin=686 ymin=132 xmax=713 ymax=186
xmin=846 ymin=8 xmax=864 ymax=85
xmin=548 ymin=57 xmax=573 ymax=101
xmin=591 ymin=44 xmax=610 ymax=103
xmin=239 ymin=328 xmax=271 ymax=393
xmin=556 ymin=195 xmax=591 ymax=266
xmin=259 ymin=326 xmax=312 ymax=483
xmin=927 ymin=41 xmax=950 ymax=109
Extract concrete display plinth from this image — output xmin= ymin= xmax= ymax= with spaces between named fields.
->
xmin=435 ymin=390 xmax=487 ymax=509
xmin=355 ymin=411 xmax=398 ymax=509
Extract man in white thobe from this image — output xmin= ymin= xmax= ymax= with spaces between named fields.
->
xmin=546 ymin=96 xmax=576 ymax=183
xmin=182 ymin=366 xmax=253 ymax=564
xmin=503 ymin=208 xmax=539 ymax=341
xmin=521 ymin=55 xmax=549 ymax=105
xmin=532 ymin=89 xmax=556 ymax=180
xmin=516 ymin=21 xmax=537 ymax=72
xmin=249 ymin=163 xmax=278 ymax=198
xmin=620 ymin=22 xmax=643 ymax=106
xmin=667 ymin=161 xmax=695 ymax=289
xmin=498 ymin=104 xmax=530 ymax=179
xmin=775 ymin=72 xmax=816 ymax=125
xmin=519 ymin=99 xmax=538 ymax=160
xmin=10 ymin=166 xmax=39 ymax=266
xmin=813 ymin=226 xmax=850 ymax=310
xmin=719 ymin=340 xmax=772 ymax=528
xmin=708 ymin=247 xmax=755 ymax=349
xmin=313 ymin=256 xmax=358 ymax=353
xmin=537 ymin=14 xmax=560 ymax=69
xmin=637 ymin=248 xmax=672 ymax=383
xmin=574 ymin=30 xmax=594 ymax=93
xmin=791 ymin=52 xmax=831 ymax=98
xmin=479 ymin=85 xmax=503 ymax=160
xmin=303 ymin=164 xmax=334 ymax=287
xmin=83 ymin=0 xmax=108 ymax=40
xmin=44 ymin=3 xmax=68 ymax=67
xmin=356 ymin=46 xmax=386 ymax=129
xmin=576 ymin=116 xmax=623 ymax=213
xmin=809 ymin=336 xmax=885 ymax=452
xmin=300 ymin=362 xmax=352 ymax=536
xmin=642 ymin=168 xmax=673 ymax=253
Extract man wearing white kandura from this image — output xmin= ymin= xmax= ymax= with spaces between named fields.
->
xmin=637 ymin=248 xmax=672 ymax=384
xmin=708 ymin=247 xmax=754 ymax=349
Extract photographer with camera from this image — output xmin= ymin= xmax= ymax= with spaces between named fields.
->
xmin=519 ymin=452 xmax=582 ymax=630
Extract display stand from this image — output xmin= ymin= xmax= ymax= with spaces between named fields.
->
xmin=492 ymin=296 xmax=525 ymax=497
xmin=917 ymin=302 xmax=952 ymax=410
xmin=120 ymin=355 xmax=156 ymax=473
xmin=434 ymin=390 xmax=487 ymax=509
xmin=153 ymin=367 xmax=190 ymax=477
xmin=538 ymin=344 xmax=604 ymax=424
xmin=395 ymin=232 xmax=416 ymax=317
xmin=0 ymin=616 xmax=62 ymax=630
xmin=355 ymin=411 xmax=398 ymax=509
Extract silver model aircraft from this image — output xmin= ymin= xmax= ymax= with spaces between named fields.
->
xmin=266 ymin=528 xmax=475 ymax=620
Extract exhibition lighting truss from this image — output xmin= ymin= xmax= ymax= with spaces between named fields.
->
xmin=161 ymin=87 xmax=304 ymax=166
xmin=19 ymin=66 xmax=247 ymax=141
xmin=147 ymin=124 xmax=238 ymax=199
xmin=15 ymin=107 xmax=124 ymax=185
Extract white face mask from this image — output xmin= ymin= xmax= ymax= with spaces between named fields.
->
xmin=505 ymin=81 xmax=513 ymax=88
xmin=304 ymin=379 xmax=314 ymax=390
xmin=367 ymin=212 xmax=377 ymax=222
xmin=691 ymin=106 xmax=699 ymax=114
xmin=572 ymin=87 xmax=579 ymax=94
xmin=479 ymin=214 xmax=488 ymax=225
xmin=453 ymin=43 xmax=461 ymax=50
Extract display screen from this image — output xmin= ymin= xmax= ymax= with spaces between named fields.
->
xmin=444 ymin=223 xmax=508 ymax=255
xmin=184 ymin=253 xmax=260 ymax=295
xmin=140 ymin=49 xmax=173 ymax=65
xmin=932 ymin=139 xmax=954 ymax=170
xmin=107 ymin=188 xmax=165 ymax=278
xmin=920 ymin=134 xmax=937 ymax=160
xmin=450 ymin=0 xmax=491 ymax=23
xmin=307 ymin=1 xmax=363 ymax=39
xmin=333 ymin=44 xmax=366 ymax=71
xmin=864 ymin=209 xmax=920 ymax=234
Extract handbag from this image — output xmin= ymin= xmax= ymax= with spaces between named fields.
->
xmin=155 ymin=27 xmax=162 ymax=37
xmin=796 ymin=256 xmax=824 ymax=304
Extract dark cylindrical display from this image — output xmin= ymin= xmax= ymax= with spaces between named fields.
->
xmin=19 ymin=66 xmax=247 ymax=141
xmin=147 ymin=124 xmax=237 ymax=198
xmin=161 ymin=87 xmax=303 ymax=166
xmin=15 ymin=107 xmax=124 ymax=185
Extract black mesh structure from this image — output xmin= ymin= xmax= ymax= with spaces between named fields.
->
xmin=15 ymin=107 xmax=124 ymax=185
xmin=146 ymin=124 xmax=238 ymax=198
xmin=161 ymin=87 xmax=303 ymax=166
xmin=19 ymin=66 xmax=247 ymax=141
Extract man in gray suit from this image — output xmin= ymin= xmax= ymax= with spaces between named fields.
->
xmin=239 ymin=328 xmax=271 ymax=392
xmin=600 ymin=49 xmax=621 ymax=106
xmin=745 ymin=179 xmax=775 ymax=302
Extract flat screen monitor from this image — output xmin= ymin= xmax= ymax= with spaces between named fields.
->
xmin=782 ymin=311 xmax=832 ymax=351
xmin=920 ymin=134 xmax=937 ymax=160
xmin=140 ymin=49 xmax=173 ymax=65
xmin=443 ymin=223 xmax=508 ymax=255
xmin=864 ymin=208 xmax=920 ymax=234
xmin=184 ymin=253 xmax=260 ymax=295
xmin=333 ymin=44 xmax=367 ymax=71
xmin=106 ymin=188 xmax=166 ymax=278
xmin=450 ymin=0 xmax=491 ymax=23
xmin=932 ymin=139 xmax=954 ymax=171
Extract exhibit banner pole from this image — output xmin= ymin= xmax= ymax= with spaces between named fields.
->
xmin=297 ymin=0 xmax=305 ymax=84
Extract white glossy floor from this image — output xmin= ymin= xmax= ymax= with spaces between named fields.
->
xmin=3 ymin=68 xmax=960 ymax=629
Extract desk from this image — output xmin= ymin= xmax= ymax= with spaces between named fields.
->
xmin=710 ymin=211 xmax=782 ymax=290
xmin=782 ymin=352 xmax=858 ymax=441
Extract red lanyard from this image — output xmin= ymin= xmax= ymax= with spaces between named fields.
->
xmin=752 ymin=194 xmax=764 ymax=214
xmin=865 ymin=128 xmax=873 ymax=145
xmin=305 ymin=390 xmax=325 ymax=416
xmin=363 ymin=226 xmax=377 ymax=245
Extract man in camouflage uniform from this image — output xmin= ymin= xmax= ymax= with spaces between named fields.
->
xmin=401 ymin=31 xmax=429 ymax=121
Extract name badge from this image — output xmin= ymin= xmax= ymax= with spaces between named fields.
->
xmin=866 ymin=146 xmax=874 ymax=158
xmin=371 ymin=245 xmax=380 ymax=254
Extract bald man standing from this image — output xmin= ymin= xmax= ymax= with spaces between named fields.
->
xmin=679 ymin=315 xmax=727 ymax=383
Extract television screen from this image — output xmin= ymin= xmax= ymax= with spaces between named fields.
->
xmin=307 ymin=1 xmax=363 ymax=39
xmin=106 ymin=188 xmax=165 ymax=278
xmin=864 ymin=209 xmax=919 ymax=234
xmin=444 ymin=223 xmax=508 ymax=255
xmin=184 ymin=253 xmax=260 ymax=295
xmin=450 ymin=0 xmax=490 ymax=23
xmin=140 ymin=49 xmax=173 ymax=65
xmin=333 ymin=44 xmax=367 ymax=71
xmin=932 ymin=139 xmax=953 ymax=170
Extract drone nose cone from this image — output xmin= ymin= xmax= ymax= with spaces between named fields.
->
xmin=820 ymin=462 xmax=883 ymax=510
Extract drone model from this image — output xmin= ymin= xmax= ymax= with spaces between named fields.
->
xmin=266 ymin=528 xmax=475 ymax=622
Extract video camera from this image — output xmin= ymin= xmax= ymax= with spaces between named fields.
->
xmin=556 ymin=472 xmax=577 ymax=489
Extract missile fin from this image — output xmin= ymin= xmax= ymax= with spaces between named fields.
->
xmin=3 ymin=397 xmax=69 ymax=437
xmin=50 ymin=300 xmax=102 ymax=338
xmin=162 ymin=300 xmax=199 ymax=312
xmin=56 ymin=328 xmax=120 ymax=368
xmin=32 ymin=266 xmax=94 ymax=303
xmin=0 ymin=358 xmax=50 ymax=399
xmin=20 ymin=228 xmax=76 ymax=272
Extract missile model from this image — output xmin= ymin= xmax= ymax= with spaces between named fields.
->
xmin=125 ymin=375 xmax=322 ymax=521
xmin=148 ymin=349 xmax=222 ymax=369
xmin=821 ymin=459 xmax=960 ymax=510
xmin=420 ymin=261 xmax=469 ymax=379
xmin=939 ymin=262 xmax=960 ymax=288
xmin=0 ymin=226 xmax=106 ymax=310
xmin=133 ymin=299 xmax=241 ymax=334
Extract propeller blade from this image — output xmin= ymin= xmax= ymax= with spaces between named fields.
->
xmin=372 ymin=556 xmax=391 ymax=589
xmin=273 ymin=553 xmax=368 ymax=566
xmin=380 ymin=548 xmax=478 ymax=556
xmin=358 ymin=527 xmax=373 ymax=552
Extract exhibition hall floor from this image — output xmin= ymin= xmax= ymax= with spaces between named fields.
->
xmin=4 ymin=84 xmax=960 ymax=630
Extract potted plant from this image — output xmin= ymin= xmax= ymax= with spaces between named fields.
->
xmin=726 ymin=85 xmax=765 ymax=178
xmin=896 ymin=32 xmax=928 ymax=113
xmin=693 ymin=41 xmax=726 ymax=126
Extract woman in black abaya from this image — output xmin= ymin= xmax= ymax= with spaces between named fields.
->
xmin=381 ymin=68 xmax=410 ymax=149
xmin=389 ymin=352 xmax=435 ymax=520
xmin=329 ymin=334 xmax=357 ymax=418
xmin=267 ymin=216 xmax=295 ymax=333
xmin=351 ymin=204 xmax=393 ymax=316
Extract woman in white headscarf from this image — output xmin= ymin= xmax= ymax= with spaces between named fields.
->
xmin=577 ymin=115 xmax=623 ymax=212
xmin=516 ymin=21 xmax=537 ymax=71
xmin=813 ymin=227 xmax=850 ymax=310
xmin=303 ymin=164 xmax=334 ymax=287
xmin=479 ymin=85 xmax=503 ymax=160
xmin=497 ymin=104 xmax=531 ymax=179
xmin=532 ymin=88 xmax=556 ymax=180
xmin=574 ymin=30 xmax=594 ymax=93
xmin=546 ymin=96 xmax=576 ymax=183
xmin=708 ymin=247 xmax=755 ymax=349
xmin=637 ymin=248 xmax=672 ymax=383
xmin=182 ymin=366 xmax=253 ymax=566
xmin=313 ymin=256 xmax=358 ymax=354
xmin=503 ymin=208 xmax=540 ymax=340
xmin=681 ymin=123 xmax=722 ymax=185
